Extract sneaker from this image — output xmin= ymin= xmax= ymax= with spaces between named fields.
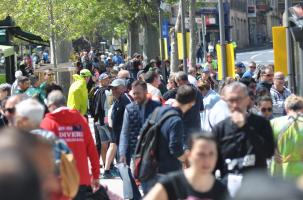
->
xmin=101 ymin=170 xmax=114 ymax=179
xmin=110 ymin=167 xmax=120 ymax=177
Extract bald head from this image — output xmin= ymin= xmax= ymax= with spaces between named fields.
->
xmin=273 ymin=71 xmax=285 ymax=91
xmin=118 ymin=70 xmax=130 ymax=79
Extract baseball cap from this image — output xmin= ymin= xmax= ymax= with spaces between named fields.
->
xmin=80 ymin=69 xmax=92 ymax=77
xmin=109 ymin=79 xmax=126 ymax=87
xmin=235 ymin=62 xmax=245 ymax=68
xmin=98 ymin=73 xmax=109 ymax=81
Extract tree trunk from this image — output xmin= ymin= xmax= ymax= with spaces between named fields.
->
xmin=128 ymin=20 xmax=141 ymax=58
xmin=189 ymin=0 xmax=196 ymax=68
xmin=142 ymin=15 xmax=159 ymax=63
xmin=56 ymin=39 xmax=73 ymax=64
xmin=170 ymin=1 xmax=182 ymax=72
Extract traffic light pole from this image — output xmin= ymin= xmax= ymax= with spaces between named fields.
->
xmin=285 ymin=0 xmax=294 ymax=92
xmin=218 ymin=0 xmax=227 ymax=78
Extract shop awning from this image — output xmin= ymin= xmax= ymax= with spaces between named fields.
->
xmin=0 ymin=45 xmax=14 ymax=57
xmin=0 ymin=16 xmax=49 ymax=46
xmin=10 ymin=27 xmax=49 ymax=46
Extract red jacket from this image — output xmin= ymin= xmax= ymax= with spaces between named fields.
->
xmin=41 ymin=107 xmax=100 ymax=186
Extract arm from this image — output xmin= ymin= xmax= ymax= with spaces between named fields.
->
xmin=119 ymin=110 xmax=130 ymax=162
xmin=167 ymin=118 xmax=185 ymax=161
xmin=144 ymin=183 xmax=168 ymax=200
xmin=83 ymin=119 xmax=100 ymax=180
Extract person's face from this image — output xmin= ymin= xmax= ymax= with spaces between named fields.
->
xmin=189 ymin=139 xmax=217 ymax=174
xmin=0 ymin=90 xmax=8 ymax=101
xmin=249 ymin=64 xmax=256 ymax=72
xmin=261 ymin=69 xmax=274 ymax=83
xmin=132 ymin=85 xmax=147 ymax=105
xmin=4 ymin=100 xmax=17 ymax=125
xmin=224 ymin=88 xmax=249 ymax=113
xmin=235 ymin=67 xmax=242 ymax=74
xmin=19 ymin=81 xmax=30 ymax=91
xmin=201 ymin=72 xmax=209 ymax=80
xmin=167 ymin=80 xmax=176 ymax=90
xmin=100 ymin=77 xmax=110 ymax=87
xmin=207 ymin=56 xmax=212 ymax=63
xmin=153 ymin=75 xmax=161 ymax=88
xmin=259 ymin=101 xmax=273 ymax=119
xmin=274 ymin=74 xmax=285 ymax=88
xmin=44 ymin=71 xmax=54 ymax=82
xmin=248 ymin=82 xmax=257 ymax=95
xmin=111 ymin=86 xmax=124 ymax=99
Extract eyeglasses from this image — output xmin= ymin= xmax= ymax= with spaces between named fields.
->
xmin=47 ymin=73 xmax=54 ymax=76
xmin=261 ymin=107 xmax=272 ymax=113
xmin=264 ymin=73 xmax=274 ymax=77
xmin=249 ymin=66 xmax=256 ymax=69
xmin=4 ymin=107 xmax=15 ymax=113
xmin=274 ymin=77 xmax=284 ymax=80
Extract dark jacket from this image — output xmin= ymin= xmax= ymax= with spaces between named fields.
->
xmin=256 ymin=81 xmax=272 ymax=95
xmin=213 ymin=113 xmax=275 ymax=177
xmin=112 ymin=93 xmax=132 ymax=144
xmin=90 ymin=86 xmax=108 ymax=124
xmin=119 ymin=99 xmax=161 ymax=158
xmin=154 ymin=106 xmax=184 ymax=174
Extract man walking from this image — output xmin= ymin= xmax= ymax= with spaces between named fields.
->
xmin=213 ymin=82 xmax=275 ymax=179
xmin=103 ymin=79 xmax=133 ymax=178
xmin=141 ymin=85 xmax=196 ymax=194
xmin=41 ymin=90 xmax=100 ymax=200
xmin=270 ymin=72 xmax=291 ymax=118
xmin=119 ymin=80 xmax=161 ymax=165
xmin=67 ymin=69 xmax=92 ymax=115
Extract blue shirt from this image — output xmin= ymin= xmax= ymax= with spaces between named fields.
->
xmin=242 ymin=70 xmax=254 ymax=78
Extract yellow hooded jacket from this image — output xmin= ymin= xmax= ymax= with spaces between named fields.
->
xmin=67 ymin=74 xmax=88 ymax=115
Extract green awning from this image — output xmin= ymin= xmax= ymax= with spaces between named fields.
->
xmin=0 ymin=45 xmax=14 ymax=57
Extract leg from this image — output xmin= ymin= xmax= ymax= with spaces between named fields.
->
xmin=104 ymin=143 xmax=117 ymax=171
xmin=100 ymin=142 xmax=109 ymax=166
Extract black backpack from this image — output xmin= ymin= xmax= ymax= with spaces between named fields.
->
xmin=134 ymin=107 xmax=179 ymax=181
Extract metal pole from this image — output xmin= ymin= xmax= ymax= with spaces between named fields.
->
xmin=180 ymin=0 xmax=188 ymax=73
xmin=202 ymin=15 xmax=207 ymax=62
xmin=218 ymin=0 xmax=227 ymax=78
xmin=285 ymin=0 xmax=294 ymax=92
xmin=159 ymin=5 xmax=164 ymax=61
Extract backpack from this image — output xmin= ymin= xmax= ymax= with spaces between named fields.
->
xmin=60 ymin=153 xmax=80 ymax=198
xmin=134 ymin=107 xmax=179 ymax=181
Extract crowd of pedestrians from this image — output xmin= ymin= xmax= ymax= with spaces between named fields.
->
xmin=0 ymin=49 xmax=302 ymax=200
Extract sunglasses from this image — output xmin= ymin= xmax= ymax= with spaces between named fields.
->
xmin=249 ymin=66 xmax=256 ymax=69
xmin=4 ymin=107 xmax=15 ymax=113
xmin=261 ymin=107 xmax=272 ymax=113
xmin=264 ymin=74 xmax=274 ymax=77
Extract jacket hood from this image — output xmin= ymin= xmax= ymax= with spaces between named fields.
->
xmin=73 ymin=74 xmax=85 ymax=81
xmin=45 ymin=107 xmax=82 ymax=123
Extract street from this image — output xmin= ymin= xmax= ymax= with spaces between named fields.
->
xmin=237 ymin=48 xmax=274 ymax=66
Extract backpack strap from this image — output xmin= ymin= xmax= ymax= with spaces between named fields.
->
xmin=149 ymin=107 xmax=161 ymax=124
xmin=156 ymin=109 xmax=180 ymax=127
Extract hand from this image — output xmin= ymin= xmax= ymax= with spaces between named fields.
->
xmin=120 ymin=155 xmax=127 ymax=164
xmin=274 ymin=149 xmax=283 ymax=164
xmin=231 ymin=111 xmax=246 ymax=128
xmin=91 ymin=178 xmax=100 ymax=192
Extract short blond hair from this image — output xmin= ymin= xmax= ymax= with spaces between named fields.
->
xmin=284 ymin=95 xmax=303 ymax=111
